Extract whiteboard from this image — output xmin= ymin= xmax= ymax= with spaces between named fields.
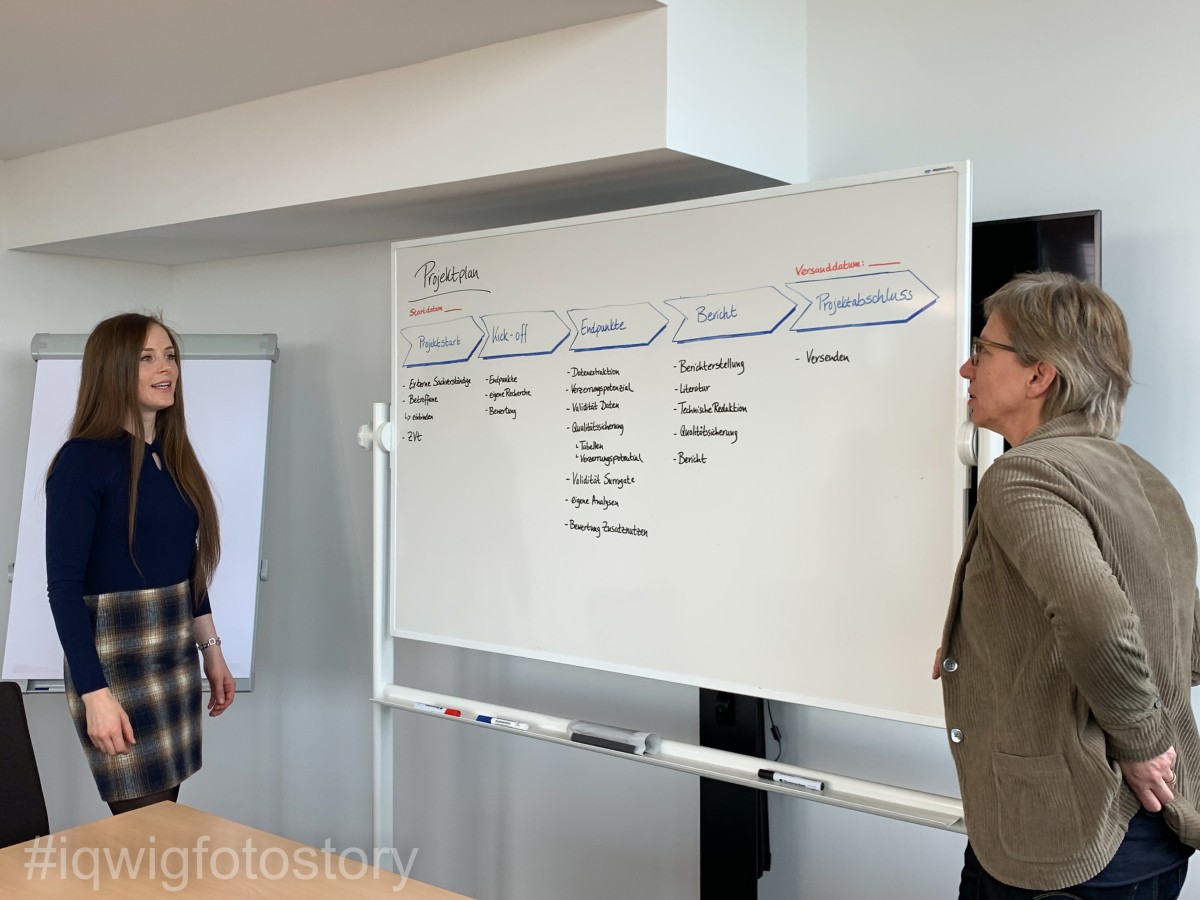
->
xmin=3 ymin=345 xmax=274 ymax=685
xmin=390 ymin=166 xmax=970 ymax=725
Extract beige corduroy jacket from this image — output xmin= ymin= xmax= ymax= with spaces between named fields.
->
xmin=940 ymin=412 xmax=1200 ymax=890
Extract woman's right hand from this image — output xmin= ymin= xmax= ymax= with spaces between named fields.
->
xmin=81 ymin=688 xmax=135 ymax=755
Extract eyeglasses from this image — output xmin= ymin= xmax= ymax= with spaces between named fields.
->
xmin=969 ymin=336 xmax=1019 ymax=366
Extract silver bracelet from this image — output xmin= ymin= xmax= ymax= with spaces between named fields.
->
xmin=196 ymin=636 xmax=222 ymax=652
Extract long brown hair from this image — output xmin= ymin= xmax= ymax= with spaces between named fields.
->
xmin=49 ymin=313 xmax=221 ymax=609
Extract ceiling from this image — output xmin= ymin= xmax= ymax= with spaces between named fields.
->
xmin=0 ymin=0 xmax=661 ymax=161
xmin=1 ymin=0 xmax=784 ymax=265
xmin=27 ymin=151 xmax=783 ymax=265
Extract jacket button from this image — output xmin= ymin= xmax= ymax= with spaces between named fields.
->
xmin=942 ymin=657 xmax=959 ymax=673
xmin=1153 ymin=698 xmax=1163 ymax=709
xmin=950 ymin=728 xmax=964 ymax=743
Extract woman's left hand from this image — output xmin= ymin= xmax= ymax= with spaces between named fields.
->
xmin=1120 ymin=746 xmax=1178 ymax=812
xmin=201 ymin=649 xmax=236 ymax=717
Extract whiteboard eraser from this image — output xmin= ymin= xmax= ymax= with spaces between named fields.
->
xmin=567 ymin=720 xmax=661 ymax=756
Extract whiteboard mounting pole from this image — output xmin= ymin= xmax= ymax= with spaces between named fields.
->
xmin=974 ymin=427 xmax=1005 ymax=481
xmin=362 ymin=401 xmax=395 ymax=869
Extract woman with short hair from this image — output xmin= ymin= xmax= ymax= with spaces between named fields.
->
xmin=938 ymin=272 xmax=1200 ymax=898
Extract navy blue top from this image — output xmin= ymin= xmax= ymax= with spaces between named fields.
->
xmin=45 ymin=434 xmax=211 ymax=695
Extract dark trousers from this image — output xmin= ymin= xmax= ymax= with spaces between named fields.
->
xmin=959 ymin=844 xmax=1188 ymax=900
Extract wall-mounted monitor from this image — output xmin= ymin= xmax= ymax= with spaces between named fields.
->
xmin=967 ymin=210 xmax=1101 ymax=489
xmin=972 ymin=209 xmax=1101 ymax=334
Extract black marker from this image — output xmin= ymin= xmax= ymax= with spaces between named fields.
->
xmin=758 ymin=768 xmax=824 ymax=792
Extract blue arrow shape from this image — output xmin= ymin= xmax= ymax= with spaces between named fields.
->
xmin=666 ymin=286 xmax=796 ymax=344
xmin=567 ymin=303 xmax=667 ymax=352
xmin=398 ymin=316 xmax=484 ymax=367
xmin=786 ymin=270 xmax=938 ymax=333
xmin=480 ymin=310 xmax=569 ymax=360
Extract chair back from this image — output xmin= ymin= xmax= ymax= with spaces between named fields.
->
xmin=0 ymin=681 xmax=50 ymax=847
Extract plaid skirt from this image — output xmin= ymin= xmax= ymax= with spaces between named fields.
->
xmin=64 ymin=580 xmax=202 ymax=802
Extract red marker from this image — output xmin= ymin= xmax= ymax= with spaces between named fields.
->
xmin=414 ymin=702 xmax=461 ymax=717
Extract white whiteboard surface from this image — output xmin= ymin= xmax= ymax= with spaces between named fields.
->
xmin=390 ymin=166 xmax=970 ymax=726
xmin=3 ymin=354 xmax=272 ymax=683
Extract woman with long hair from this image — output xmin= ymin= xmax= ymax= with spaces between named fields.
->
xmin=46 ymin=312 xmax=234 ymax=815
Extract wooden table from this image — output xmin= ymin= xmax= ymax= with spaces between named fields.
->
xmin=0 ymin=802 xmax=471 ymax=897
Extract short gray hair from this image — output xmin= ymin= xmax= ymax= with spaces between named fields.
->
xmin=983 ymin=272 xmax=1131 ymax=437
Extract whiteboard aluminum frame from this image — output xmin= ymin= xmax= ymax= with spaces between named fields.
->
xmin=31 ymin=332 xmax=281 ymax=362
xmin=386 ymin=162 xmax=973 ymax=727
xmin=10 ymin=332 xmax=278 ymax=694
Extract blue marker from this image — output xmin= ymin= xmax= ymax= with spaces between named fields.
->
xmin=476 ymin=714 xmax=530 ymax=731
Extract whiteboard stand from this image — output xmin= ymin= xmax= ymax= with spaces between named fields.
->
xmin=362 ymin=402 xmax=396 ymax=871
xmin=360 ymin=408 xmax=967 ymax=861
xmin=365 ymin=166 xmax=980 ymax=865
xmin=975 ymin=427 xmax=1005 ymax=480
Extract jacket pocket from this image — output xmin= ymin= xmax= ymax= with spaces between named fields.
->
xmin=992 ymin=752 xmax=1086 ymax=863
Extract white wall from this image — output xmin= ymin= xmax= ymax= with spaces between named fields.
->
xmin=666 ymin=0 xmax=808 ymax=183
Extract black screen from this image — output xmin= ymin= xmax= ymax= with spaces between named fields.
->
xmin=967 ymin=211 xmax=1101 ymax=492
xmin=971 ymin=211 xmax=1101 ymax=335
